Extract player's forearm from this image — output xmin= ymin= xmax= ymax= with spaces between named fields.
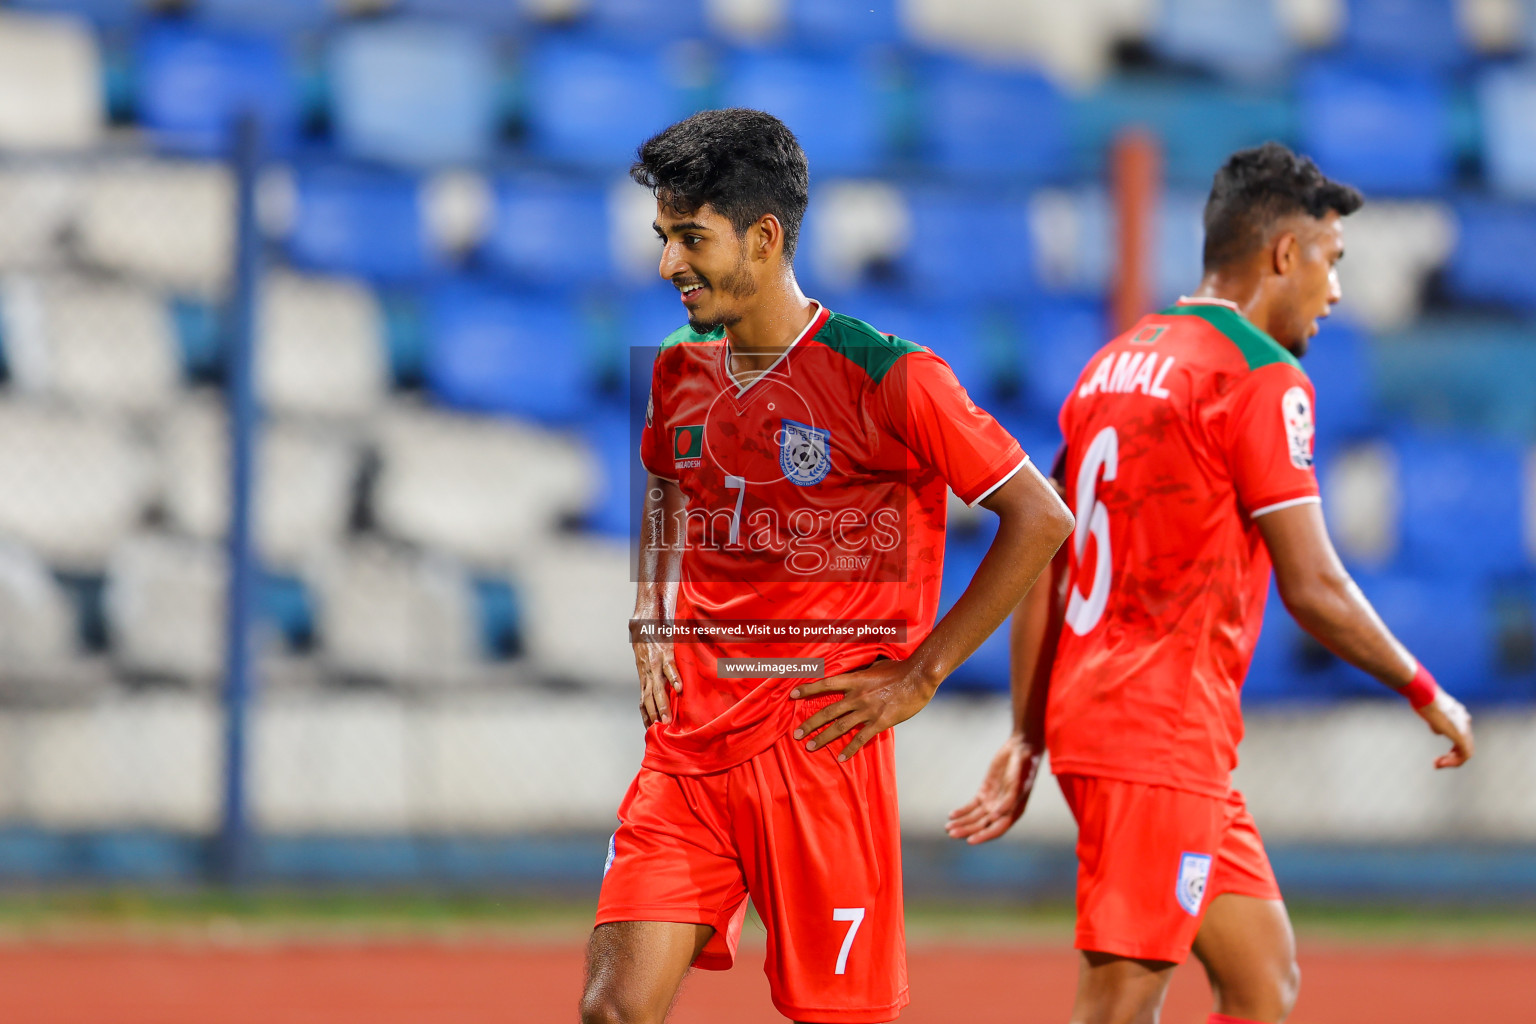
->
xmin=633 ymin=474 xmax=684 ymax=620
xmin=909 ymin=467 xmax=1073 ymax=689
xmin=1280 ymin=569 xmax=1417 ymax=688
xmin=1007 ymin=549 xmax=1064 ymax=745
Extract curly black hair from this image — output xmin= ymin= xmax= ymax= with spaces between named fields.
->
xmin=1203 ymin=142 xmax=1364 ymax=271
xmin=631 ymin=108 xmax=810 ymax=261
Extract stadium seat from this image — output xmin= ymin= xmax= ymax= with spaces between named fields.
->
xmin=285 ymin=165 xmax=436 ymax=282
xmin=579 ymin=402 xmax=644 ymax=538
xmin=1390 ymin=429 xmax=1531 ymax=577
xmin=159 ymin=397 xmax=361 ymax=570
xmin=1303 ymin=315 xmax=1377 ymax=445
xmin=1296 ymin=61 xmax=1454 ymax=195
xmin=1349 ymin=571 xmax=1499 ymax=699
xmin=1338 ymin=0 xmax=1467 ymax=70
xmin=395 ymin=0 xmax=525 ymax=29
xmin=899 ymin=189 xmax=1036 ymax=301
xmin=1070 ymin=78 xmax=1296 ymax=188
xmin=0 ymin=275 xmax=181 ymax=413
xmin=515 ymin=535 xmax=637 ymax=687
xmin=801 ymin=180 xmax=910 ymax=292
xmin=102 ymin=533 xmax=228 ymax=682
xmin=135 ymin=23 xmax=299 ymax=156
xmin=328 ymin=21 xmax=498 ymax=167
xmin=77 ymin=159 xmax=234 ymax=295
xmin=1016 ymin=296 xmax=1110 ymax=416
xmin=480 ymin=177 xmax=614 ymax=286
xmin=1153 ymin=189 xmax=1207 ymax=308
xmin=1443 ymin=198 xmax=1536 ymax=311
xmin=1150 ymin=0 xmax=1292 ymax=82
xmin=521 ymin=39 xmax=690 ymax=168
xmin=196 ymin=0 xmax=333 ymax=32
xmin=831 ymin=290 xmax=996 ymax=404
xmin=1320 ymin=440 xmax=1398 ymax=569
xmin=786 ymin=0 xmax=903 ymax=47
xmin=937 ymin=516 xmax=1010 ymax=692
xmin=425 ymin=283 xmax=594 ymax=424
xmin=0 ymin=12 xmax=103 ymax=151
xmin=1027 ymin=186 xmax=1111 ymax=296
xmin=583 ymin=0 xmax=708 ymax=40
xmin=1334 ymin=199 xmax=1456 ymax=330
xmin=0 ymin=402 xmax=156 ymax=571
xmin=0 ymin=540 xmax=81 ymax=679
xmin=257 ymin=271 xmax=389 ymax=417
xmin=1479 ymin=63 xmax=1536 ymax=200
xmin=306 ymin=541 xmax=482 ymax=686
xmin=0 ymin=165 xmax=79 ymax=270
xmin=720 ymin=49 xmax=888 ymax=176
xmin=370 ymin=403 xmax=596 ymax=569
xmin=918 ymin=59 xmax=1069 ymax=182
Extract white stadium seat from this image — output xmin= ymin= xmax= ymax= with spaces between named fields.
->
xmin=0 ymin=539 xmax=79 ymax=675
xmin=77 ymin=159 xmax=235 ymax=296
xmin=371 ymin=403 xmax=596 ymax=569
xmin=306 ymin=540 xmax=482 ymax=686
xmin=0 ymin=401 xmax=156 ymax=570
xmin=517 ymin=535 xmax=637 ymax=688
xmin=0 ymin=13 xmax=103 ymax=152
xmin=159 ymin=394 xmax=361 ymax=570
xmin=0 ymin=163 xmax=80 ymax=270
xmin=0 ymin=274 xmax=181 ymax=413
xmin=102 ymin=532 xmax=228 ymax=683
xmin=1335 ymin=201 xmax=1457 ymax=332
xmin=257 ymin=270 xmax=390 ymax=418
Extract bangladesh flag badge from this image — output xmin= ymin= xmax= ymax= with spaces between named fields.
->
xmin=673 ymin=424 xmax=704 ymax=460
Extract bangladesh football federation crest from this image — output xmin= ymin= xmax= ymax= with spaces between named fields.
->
xmin=779 ymin=418 xmax=831 ymax=486
xmin=1176 ymin=852 xmax=1212 ymax=915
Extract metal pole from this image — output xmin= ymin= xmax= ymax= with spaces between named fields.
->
xmin=218 ymin=111 xmax=263 ymax=884
xmin=1110 ymin=128 xmax=1162 ymax=335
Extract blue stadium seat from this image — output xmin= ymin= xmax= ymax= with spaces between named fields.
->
xmin=1070 ymin=79 xmax=1296 ymax=187
xmin=899 ymin=190 xmax=1035 ymax=301
xmin=989 ymin=405 xmax=1064 ymax=475
xmin=395 ymin=0 xmax=524 ymax=29
xmin=583 ymin=0 xmax=707 ymax=40
xmin=1153 ymin=190 xmax=1207 ymax=307
xmin=1150 ymin=0 xmax=1291 ymax=82
xmin=328 ymin=21 xmax=497 ymax=167
xmin=1444 ymin=199 xmax=1536 ymax=310
xmin=1478 ymin=65 xmax=1536 ymax=200
xmin=286 ymin=166 xmax=437 ymax=282
xmin=135 ymin=23 xmax=298 ymax=155
xmin=1350 ymin=571 xmax=1499 ymax=699
xmin=481 ymin=177 xmax=613 ymax=286
xmin=786 ymin=0 xmax=903 ymax=47
xmin=426 ymin=283 xmax=594 ymax=423
xmin=938 ymin=516 xmax=1011 ymax=693
xmin=521 ymin=40 xmax=690 ymax=169
xmin=581 ymin=402 xmax=646 ymax=538
xmin=919 ymin=60 xmax=1069 ymax=182
xmin=196 ymin=0 xmax=332 ymax=32
xmin=9 ymin=0 xmax=139 ymax=25
xmin=720 ymin=50 xmax=887 ymax=176
xmin=835 ymin=291 xmax=995 ymax=404
xmin=1390 ymin=430 xmax=1531 ymax=577
xmin=1297 ymin=61 xmax=1453 ymax=195
xmin=1016 ymin=296 xmax=1110 ymax=417
xmin=1303 ymin=315 xmax=1377 ymax=445
xmin=1340 ymin=0 xmax=1467 ymax=71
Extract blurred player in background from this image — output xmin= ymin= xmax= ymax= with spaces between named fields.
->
xmin=947 ymin=143 xmax=1476 ymax=1024
xmin=582 ymin=109 xmax=1073 ymax=1024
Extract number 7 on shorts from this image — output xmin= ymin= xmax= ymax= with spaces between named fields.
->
xmin=832 ymin=907 xmax=865 ymax=975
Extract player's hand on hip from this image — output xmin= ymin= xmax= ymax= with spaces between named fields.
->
xmin=632 ymin=640 xmax=682 ymax=728
xmin=1416 ymin=688 xmax=1474 ymax=769
xmin=789 ymin=658 xmax=939 ymax=761
xmin=945 ymin=733 xmax=1042 ymax=844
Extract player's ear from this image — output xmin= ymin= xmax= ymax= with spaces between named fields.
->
xmin=751 ymin=213 xmax=783 ymax=262
xmin=1272 ymin=230 xmax=1298 ymax=276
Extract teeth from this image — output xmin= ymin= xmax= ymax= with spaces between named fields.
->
xmin=681 ymin=283 xmax=703 ymax=295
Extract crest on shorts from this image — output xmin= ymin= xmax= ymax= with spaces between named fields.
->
xmin=1281 ymin=386 xmax=1314 ymax=470
xmin=603 ymin=833 xmax=617 ymax=877
xmin=1176 ymin=852 xmax=1212 ymax=916
xmin=779 ymin=418 xmax=832 ymax=486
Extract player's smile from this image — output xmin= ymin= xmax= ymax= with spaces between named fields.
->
xmin=675 ymin=276 xmax=709 ymax=307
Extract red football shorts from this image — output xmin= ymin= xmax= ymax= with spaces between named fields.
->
xmin=1058 ymin=774 xmax=1283 ymax=964
xmin=596 ymin=723 xmax=909 ymax=1024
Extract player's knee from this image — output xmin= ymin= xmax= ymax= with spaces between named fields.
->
xmin=579 ymin=984 xmax=656 ymax=1024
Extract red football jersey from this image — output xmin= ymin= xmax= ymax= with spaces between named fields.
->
xmin=639 ymin=303 xmax=1026 ymax=775
xmin=1046 ymin=298 xmax=1320 ymax=797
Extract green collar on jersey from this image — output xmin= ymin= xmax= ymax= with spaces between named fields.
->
xmin=1160 ymin=303 xmax=1304 ymax=374
xmin=657 ymin=310 xmax=923 ymax=385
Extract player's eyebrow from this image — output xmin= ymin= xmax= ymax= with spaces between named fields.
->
xmin=654 ymin=221 xmax=711 ymax=236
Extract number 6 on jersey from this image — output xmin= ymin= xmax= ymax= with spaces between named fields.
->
xmin=832 ymin=907 xmax=865 ymax=975
xmin=1065 ymin=426 xmax=1118 ymax=637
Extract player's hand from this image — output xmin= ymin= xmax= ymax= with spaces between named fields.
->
xmin=1416 ymin=687 xmax=1474 ymax=769
xmin=632 ymin=636 xmax=682 ymax=728
xmin=789 ymin=658 xmax=938 ymax=761
xmin=945 ymin=733 xmax=1042 ymax=844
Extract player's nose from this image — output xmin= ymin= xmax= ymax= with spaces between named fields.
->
xmin=658 ymin=240 xmax=688 ymax=281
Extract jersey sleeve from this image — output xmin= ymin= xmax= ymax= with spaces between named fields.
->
xmin=1222 ymin=362 xmax=1321 ymax=517
xmin=638 ymin=356 xmax=675 ymax=481
xmin=876 ymin=349 xmax=1027 ymax=506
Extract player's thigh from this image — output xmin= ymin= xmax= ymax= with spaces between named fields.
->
xmin=1070 ymin=950 xmax=1177 ymax=1024
xmin=1192 ymin=894 xmax=1299 ymax=1023
xmin=736 ymin=728 xmax=908 ymax=1023
xmin=581 ymin=920 xmax=714 ymax=1024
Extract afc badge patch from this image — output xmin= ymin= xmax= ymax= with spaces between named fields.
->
xmin=779 ymin=418 xmax=832 ymax=486
xmin=1281 ymin=386 xmax=1314 ymax=470
xmin=1176 ymin=852 xmax=1213 ymax=916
